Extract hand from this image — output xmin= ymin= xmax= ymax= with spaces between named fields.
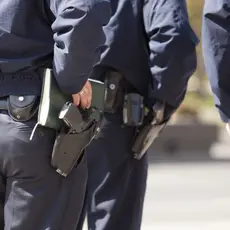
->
xmin=72 ymin=80 xmax=92 ymax=109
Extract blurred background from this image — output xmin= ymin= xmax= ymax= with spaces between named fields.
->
xmin=142 ymin=1 xmax=230 ymax=229
xmin=173 ymin=0 xmax=217 ymax=126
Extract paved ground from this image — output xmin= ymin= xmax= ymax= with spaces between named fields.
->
xmin=142 ymin=161 xmax=230 ymax=230
xmin=84 ymin=127 xmax=230 ymax=230
xmin=83 ymin=160 xmax=230 ymax=230
xmin=143 ymin=126 xmax=230 ymax=230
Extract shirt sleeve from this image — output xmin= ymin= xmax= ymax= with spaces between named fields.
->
xmin=47 ymin=0 xmax=110 ymax=94
xmin=202 ymin=0 xmax=230 ymax=123
xmin=143 ymin=0 xmax=199 ymax=114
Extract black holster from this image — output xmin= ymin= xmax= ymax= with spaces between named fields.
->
xmin=132 ymin=121 xmax=167 ymax=159
xmin=51 ymin=102 xmax=102 ymax=177
xmin=132 ymin=102 xmax=168 ymax=159
xmin=51 ymin=122 xmax=98 ymax=177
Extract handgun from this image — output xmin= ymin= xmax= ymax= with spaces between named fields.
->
xmin=51 ymin=102 xmax=101 ymax=177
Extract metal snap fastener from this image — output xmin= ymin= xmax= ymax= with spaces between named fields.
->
xmin=16 ymin=115 xmax=20 ymax=119
xmin=109 ymin=84 xmax=115 ymax=90
xmin=18 ymin=96 xmax=24 ymax=102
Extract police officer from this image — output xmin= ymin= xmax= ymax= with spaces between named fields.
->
xmin=0 ymin=0 xmax=110 ymax=229
xmin=202 ymin=0 xmax=230 ymax=132
xmin=79 ymin=0 xmax=199 ymax=229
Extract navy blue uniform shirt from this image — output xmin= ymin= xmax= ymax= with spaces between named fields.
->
xmin=203 ymin=0 xmax=230 ymax=122
xmin=0 ymin=0 xmax=110 ymax=96
xmin=92 ymin=0 xmax=198 ymax=112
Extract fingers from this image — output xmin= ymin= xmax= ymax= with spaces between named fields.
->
xmin=72 ymin=94 xmax=80 ymax=106
xmin=85 ymin=81 xmax=92 ymax=108
xmin=79 ymin=81 xmax=92 ymax=109
xmin=79 ymin=88 xmax=89 ymax=108
xmin=72 ymin=80 xmax=92 ymax=109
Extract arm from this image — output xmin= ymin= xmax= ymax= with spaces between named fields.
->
xmin=143 ymin=0 xmax=198 ymax=118
xmin=202 ymin=0 xmax=230 ymax=122
xmin=48 ymin=0 xmax=110 ymax=94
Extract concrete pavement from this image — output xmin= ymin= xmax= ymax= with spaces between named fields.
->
xmin=83 ymin=127 xmax=230 ymax=230
xmin=83 ymin=160 xmax=230 ymax=230
xmin=142 ymin=162 xmax=230 ymax=230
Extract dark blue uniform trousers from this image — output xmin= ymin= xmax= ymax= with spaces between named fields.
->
xmin=0 ymin=111 xmax=87 ymax=230
xmin=81 ymin=111 xmax=148 ymax=230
